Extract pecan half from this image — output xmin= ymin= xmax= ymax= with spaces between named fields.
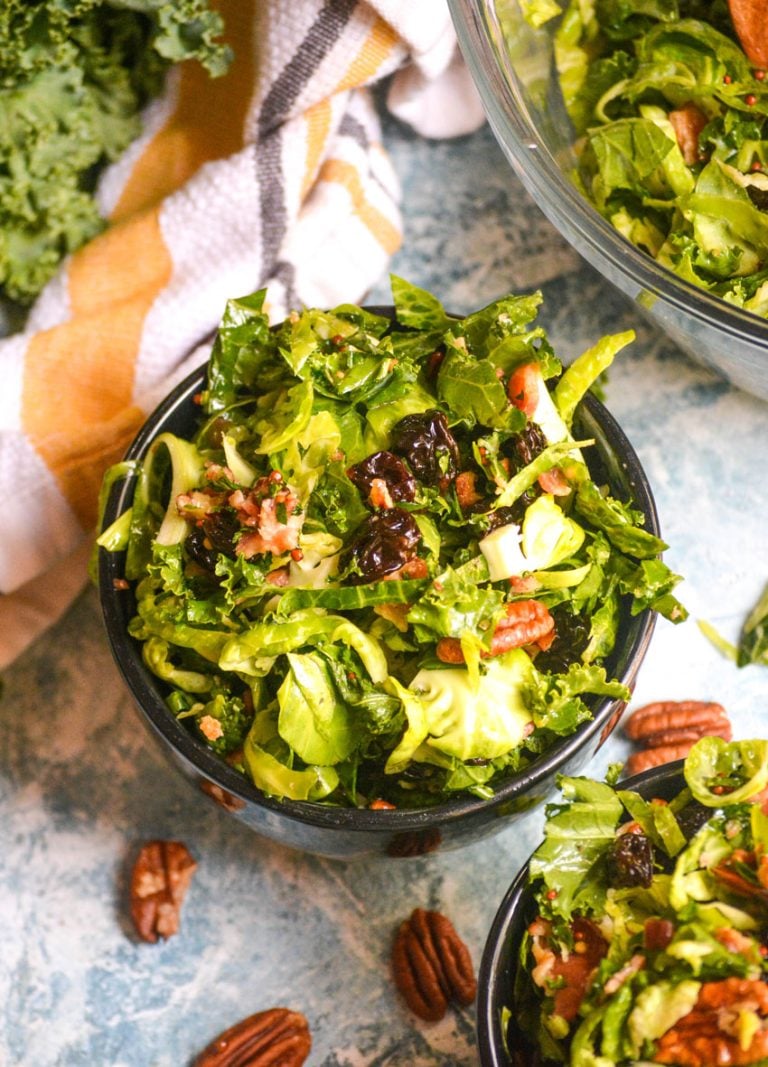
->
xmin=129 ymin=840 xmax=197 ymax=943
xmin=194 ymin=1008 xmax=311 ymax=1067
xmin=624 ymin=700 xmax=728 ymax=740
xmin=625 ymin=742 xmax=704 ymax=776
xmin=728 ymin=0 xmax=768 ymax=68
xmin=392 ymin=908 xmax=477 ymax=1021
xmin=623 ymin=699 xmax=732 ymax=777
xmin=436 ymin=599 xmax=555 ymax=663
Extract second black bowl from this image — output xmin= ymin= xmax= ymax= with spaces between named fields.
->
xmin=476 ymin=760 xmax=687 ymax=1065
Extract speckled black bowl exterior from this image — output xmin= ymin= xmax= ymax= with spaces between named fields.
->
xmin=99 ymin=310 xmax=659 ymax=859
xmin=476 ymin=760 xmax=686 ymax=1066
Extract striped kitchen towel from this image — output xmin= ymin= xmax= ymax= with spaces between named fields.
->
xmin=0 ymin=0 xmax=489 ymax=667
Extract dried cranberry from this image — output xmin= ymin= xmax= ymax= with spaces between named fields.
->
xmin=485 ymin=506 xmax=520 ymax=531
xmin=390 ymin=411 xmax=460 ymax=487
xmin=340 ymin=508 xmax=421 ymax=584
xmin=534 ymin=608 xmax=590 ymax=673
xmin=502 ymin=422 xmax=548 ymax=471
xmin=184 ymin=511 xmax=240 ymax=572
xmin=347 ymin=451 xmax=416 ymax=503
xmin=675 ymin=800 xmax=711 ymax=841
xmin=608 ymin=829 xmax=654 ymax=888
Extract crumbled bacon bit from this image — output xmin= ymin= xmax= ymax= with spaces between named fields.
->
xmin=176 ymin=489 xmax=224 ymax=521
xmin=507 ymin=363 xmax=540 ymax=417
xmin=229 ymin=479 xmax=304 ymax=558
xmin=265 ymin=566 xmax=290 ymax=586
xmin=538 ymin=467 xmax=571 ymax=496
xmin=204 ymin=461 xmax=234 ymax=482
xmin=369 ymin=478 xmax=394 ymax=509
xmin=509 ymin=575 xmax=540 ymax=594
xmin=199 ymin=715 xmax=224 ymax=742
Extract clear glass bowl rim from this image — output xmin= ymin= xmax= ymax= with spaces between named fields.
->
xmin=448 ymin=0 xmax=768 ymax=348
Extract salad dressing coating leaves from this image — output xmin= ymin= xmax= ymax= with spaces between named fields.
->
xmin=100 ymin=278 xmax=685 ymax=808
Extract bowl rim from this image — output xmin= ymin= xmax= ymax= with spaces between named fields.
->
xmin=99 ymin=314 xmax=659 ymax=833
xmin=447 ymin=0 xmax=768 ymax=348
xmin=475 ymin=758 xmax=687 ymax=1066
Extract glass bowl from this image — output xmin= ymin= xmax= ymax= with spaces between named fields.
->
xmin=98 ymin=310 xmax=659 ymax=860
xmin=448 ymin=0 xmax=768 ymax=402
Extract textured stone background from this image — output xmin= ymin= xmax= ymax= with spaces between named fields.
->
xmin=2 ymin=104 xmax=767 ymax=1067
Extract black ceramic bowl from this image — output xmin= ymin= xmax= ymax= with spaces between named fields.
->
xmin=99 ymin=311 xmax=659 ymax=859
xmin=476 ymin=759 xmax=686 ymax=1066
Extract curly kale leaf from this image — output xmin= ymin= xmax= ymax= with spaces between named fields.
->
xmin=0 ymin=1 xmax=230 ymax=305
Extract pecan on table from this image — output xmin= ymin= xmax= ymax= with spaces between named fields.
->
xmin=625 ymin=700 xmax=729 ymax=741
xmin=129 ymin=839 xmax=197 ymax=943
xmin=728 ymin=0 xmax=768 ymax=68
xmin=623 ymin=700 xmax=732 ymax=777
xmin=193 ymin=1008 xmax=311 ymax=1067
xmin=392 ymin=908 xmax=477 ymax=1021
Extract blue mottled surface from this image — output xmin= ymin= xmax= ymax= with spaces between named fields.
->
xmin=2 ymin=110 xmax=768 ymax=1067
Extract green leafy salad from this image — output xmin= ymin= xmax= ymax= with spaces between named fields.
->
xmin=514 ymin=737 xmax=768 ymax=1066
xmin=100 ymin=277 xmax=685 ymax=809
xmin=527 ymin=0 xmax=768 ymax=316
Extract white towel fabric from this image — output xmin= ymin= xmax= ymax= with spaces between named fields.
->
xmin=0 ymin=0 xmax=488 ymax=669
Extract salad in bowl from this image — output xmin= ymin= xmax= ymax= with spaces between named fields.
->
xmin=98 ymin=277 xmax=683 ymax=812
xmin=480 ymin=737 xmax=768 ymax=1066
xmin=538 ymin=0 xmax=768 ymax=316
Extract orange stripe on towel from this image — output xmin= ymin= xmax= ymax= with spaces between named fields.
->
xmin=300 ymin=16 xmax=399 ymax=198
xmin=318 ymin=158 xmax=401 ymax=254
xmin=22 ymin=209 xmax=170 ymax=528
xmin=335 ymin=17 xmax=400 ymax=92
xmin=302 ymin=99 xmax=333 ymax=199
xmin=112 ymin=0 xmax=257 ymax=222
xmin=21 ymin=0 xmax=257 ymax=530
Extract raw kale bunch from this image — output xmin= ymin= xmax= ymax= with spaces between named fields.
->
xmin=0 ymin=1 xmax=230 ymax=306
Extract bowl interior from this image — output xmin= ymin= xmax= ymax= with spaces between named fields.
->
xmin=476 ymin=759 xmax=686 ymax=1066
xmin=99 ymin=311 xmax=658 ymax=848
xmin=448 ymin=0 xmax=768 ymax=399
